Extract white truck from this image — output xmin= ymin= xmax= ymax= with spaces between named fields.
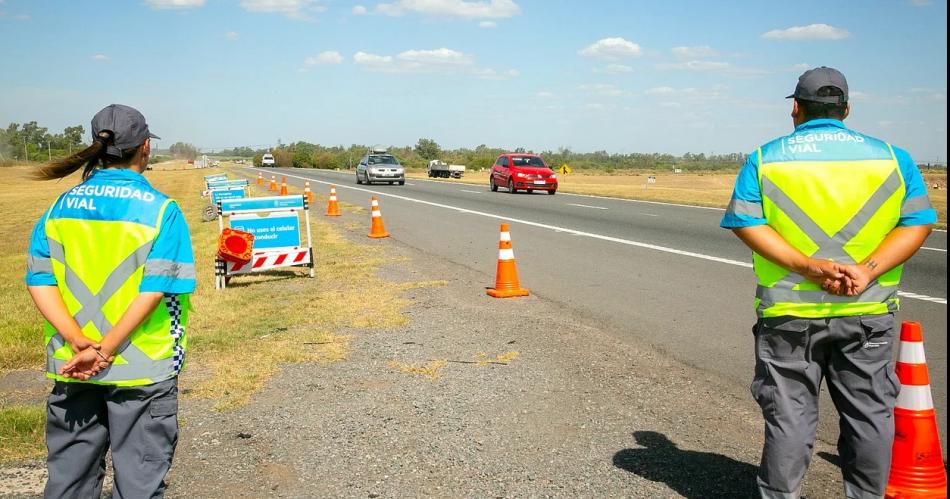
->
xmin=427 ymin=159 xmax=465 ymax=179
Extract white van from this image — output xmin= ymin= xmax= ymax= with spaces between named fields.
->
xmin=261 ymin=153 xmax=276 ymax=167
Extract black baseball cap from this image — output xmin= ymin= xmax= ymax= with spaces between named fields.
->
xmin=91 ymin=104 xmax=160 ymax=157
xmin=786 ymin=66 xmax=848 ymax=104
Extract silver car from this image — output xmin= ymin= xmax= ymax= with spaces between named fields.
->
xmin=356 ymin=152 xmax=405 ymax=185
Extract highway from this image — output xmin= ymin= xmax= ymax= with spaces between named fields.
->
xmin=242 ymin=166 xmax=948 ymax=454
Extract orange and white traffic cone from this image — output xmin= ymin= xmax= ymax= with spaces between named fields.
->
xmin=326 ymin=185 xmax=341 ymax=217
xmin=257 ymin=172 xmax=263 ymax=185
xmin=487 ymin=223 xmax=529 ymax=298
xmin=368 ymin=196 xmax=389 ymax=238
xmin=304 ymin=181 xmax=314 ymax=205
xmin=886 ymin=321 xmax=947 ymax=498
xmin=279 ymin=176 xmax=289 ymax=196
xmin=269 ymin=175 xmax=277 ymax=192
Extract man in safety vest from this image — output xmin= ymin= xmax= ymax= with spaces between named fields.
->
xmin=721 ymin=67 xmax=936 ymax=498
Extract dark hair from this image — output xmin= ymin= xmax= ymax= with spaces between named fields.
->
xmin=796 ymin=86 xmax=848 ymax=121
xmin=33 ymin=131 xmax=143 ymax=181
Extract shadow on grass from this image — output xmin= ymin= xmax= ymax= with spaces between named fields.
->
xmin=221 ymin=271 xmax=306 ymax=288
xmin=612 ymin=431 xmax=758 ymax=498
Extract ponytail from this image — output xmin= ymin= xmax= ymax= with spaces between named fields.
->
xmin=34 ymin=131 xmax=116 ymax=181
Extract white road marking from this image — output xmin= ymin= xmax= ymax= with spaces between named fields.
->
xmin=405 ymin=183 xmax=416 ymax=186
xmin=640 ymin=213 xmax=659 ymax=217
xmin=568 ymin=203 xmax=608 ymax=210
xmin=920 ymin=247 xmax=946 ymax=252
xmin=460 ymin=189 xmax=482 ymax=194
xmin=242 ymin=167 xmax=947 ymax=306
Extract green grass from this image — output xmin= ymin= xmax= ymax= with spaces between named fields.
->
xmin=0 ymin=406 xmax=45 ymax=462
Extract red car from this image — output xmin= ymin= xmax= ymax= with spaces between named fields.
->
xmin=489 ymin=153 xmax=558 ymax=195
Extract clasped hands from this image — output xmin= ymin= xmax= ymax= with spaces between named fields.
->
xmin=803 ymin=259 xmax=873 ymax=296
xmin=59 ymin=336 xmax=113 ymax=381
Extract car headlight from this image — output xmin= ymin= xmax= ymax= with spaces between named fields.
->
xmin=516 ymin=172 xmax=527 ymax=178
xmin=549 ymin=174 xmax=557 ymax=179
xmin=395 ymin=168 xmax=404 ymax=174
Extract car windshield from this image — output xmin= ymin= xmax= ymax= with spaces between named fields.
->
xmin=511 ymin=156 xmax=546 ymax=167
xmin=369 ymin=155 xmax=399 ymax=165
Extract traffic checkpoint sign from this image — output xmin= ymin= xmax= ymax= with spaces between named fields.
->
xmin=203 ymin=173 xmax=228 ymax=186
xmin=210 ymin=187 xmax=247 ymax=204
xmin=214 ymin=194 xmax=314 ymax=289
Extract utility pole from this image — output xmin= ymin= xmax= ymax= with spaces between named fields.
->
xmin=48 ymin=142 xmax=52 ymax=161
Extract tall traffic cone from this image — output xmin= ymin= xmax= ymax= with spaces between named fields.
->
xmin=368 ymin=196 xmax=389 ymax=238
xmin=886 ymin=321 xmax=947 ymax=498
xmin=487 ymin=223 xmax=529 ymax=298
xmin=304 ymin=181 xmax=314 ymax=205
xmin=269 ymin=175 xmax=277 ymax=192
xmin=257 ymin=172 xmax=263 ymax=185
xmin=326 ymin=185 xmax=341 ymax=217
xmin=279 ymin=176 xmax=289 ymax=196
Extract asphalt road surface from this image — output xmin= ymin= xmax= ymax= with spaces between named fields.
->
xmin=242 ymin=166 xmax=948 ymax=456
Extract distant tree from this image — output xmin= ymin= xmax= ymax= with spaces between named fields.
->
xmin=63 ymin=125 xmax=84 ymax=153
xmin=414 ymin=138 xmax=441 ymax=161
xmin=169 ymin=142 xmax=198 ymax=160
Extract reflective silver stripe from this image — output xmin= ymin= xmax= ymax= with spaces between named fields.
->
xmin=72 ymin=241 xmax=153 ymax=333
xmin=46 ymin=333 xmax=175 ymax=382
xmin=725 ymin=198 xmax=763 ymax=219
xmin=48 ymin=238 xmax=65 ymax=263
xmin=762 ymin=170 xmax=902 ymax=292
xmin=901 ymin=194 xmax=933 ymax=216
xmin=144 ymin=259 xmax=196 ymax=280
xmin=757 ymin=282 xmax=898 ymax=305
xmin=27 ymin=254 xmax=53 ymax=274
xmin=45 ymin=236 xmax=173 ymax=383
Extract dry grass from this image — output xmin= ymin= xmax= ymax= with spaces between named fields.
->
xmin=387 ymin=359 xmax=448 ymax=379
xmin=408 ymin=170 xmax=948 ymax=227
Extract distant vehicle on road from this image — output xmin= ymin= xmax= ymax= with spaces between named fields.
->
xmin=356 ymin=148 xmax=405 ymax=185
xmin=490 ymin=153 xmax=557 ymax=195
xmin=261 ymin=153 xmax=276 ymax=167
xmin=427 ymin=160 xmax=465 ymax=179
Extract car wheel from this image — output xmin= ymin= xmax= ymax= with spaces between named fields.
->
xmin=490 ymin=177 xmax=498 ymax=192
xmin=508 ymin=179 xmax=516 ymax=194
xmin=527 ymin=189 xmax=534 ymax=194
xmin=548 ymin=189 xmax=557 ymax=195
xmin=364 ymin=172 xmax=372 ymax=185
xmin=356 ymin=173 xmax=363 ymax=184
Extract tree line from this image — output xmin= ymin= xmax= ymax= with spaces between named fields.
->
xmin=0 ymin=120 xmax=201 ymax=164
xmin=239 ymin=138 xmax=749 ymax=172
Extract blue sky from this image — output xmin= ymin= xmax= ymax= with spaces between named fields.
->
xmin=0 ymin=0 xmax=946 ymax=161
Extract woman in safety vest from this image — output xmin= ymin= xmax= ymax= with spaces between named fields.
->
xmin=25 ymin=104 xmax=195 ymax=498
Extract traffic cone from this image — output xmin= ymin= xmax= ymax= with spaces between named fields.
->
xmin=257 ymin=172 xmax=263 ymax=185
xmin=326 ymin=185 xmax=340 ymax=217
xmin=304 ymin=181 xmax=314 ymax=205
xmin=487 ymin=223 xmax=529 ymax=298
xmin=279 ymin=176 xmax=289 ymax=196
xmin=886 ymin=321 xmax=947 ymax=498
xmin=368 ymin=196 xmax=389 ymax=238
xmin=269 ymin=175 xmax=277 ymax=192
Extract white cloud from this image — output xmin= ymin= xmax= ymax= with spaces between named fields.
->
xmin=578 ymin=37 xmax=642 ymax=60
xmin=374 ymin=0 xmax=520 ymax=18
xmin=240 ymin=0 xmax=326 ymax=19
xmin=352 ymin=4 xmax=368 ymax=14
xmin=579 ymin=83 xmax=628 ymax=97
xmin=909 ymin=0 xmax=933 ymax=5
xmin=645 ymin=86 xmax=675 ymax=95
xmin=225 ymin=31 xmax=239 ymax=41
xmin=305 ymin=51 xmax=343 ymax=66
xmin=478 ymin=20 xmax=497 ymax=28
xmin=659 ymin=101 xmax=683 ymax=108
xmin=145 ymin=0 xmax=205 ymax=9
xmin=601 ymin=64 xmax=633 ymax=74
xmin=536 ymin=91 xmax=555 ymax=99
xmin=671 ymin=45 xmax=718 ymax=59
xmin=762 ymin=23 xmax=851 ymax=41
xmin=657 ymin=60 xmax=770 ymax=77
xmin=353 ymin=48 xmax=517 ymax=80
xmin=91 ymin=54 xmax=109 ymax=61
xmin=788 ymin=63 xmax=809 ymax=72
